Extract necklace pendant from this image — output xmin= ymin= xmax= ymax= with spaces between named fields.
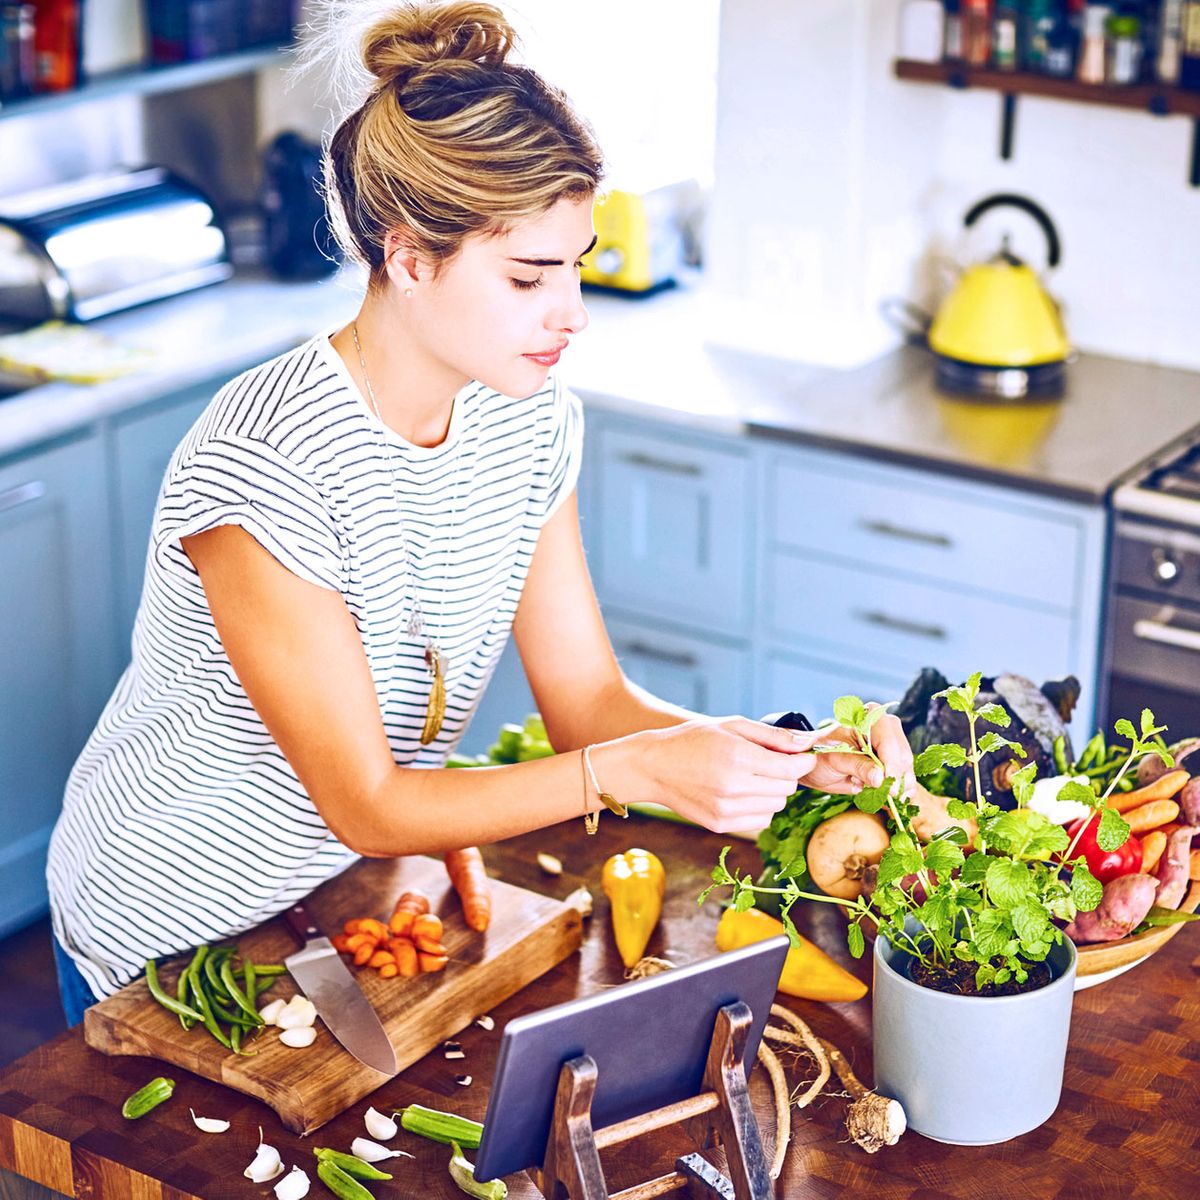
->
xmin=407 ymin=609 xmax=424 ymax=638
xmin=419 ymin=643 xmax=447 ymax=745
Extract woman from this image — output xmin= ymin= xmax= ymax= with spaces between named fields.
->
xmin=46 ymin=0 xmax=913 ymax=1021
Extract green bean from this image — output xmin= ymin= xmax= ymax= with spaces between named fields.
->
xmin=220 ymin=956 xmax=263 ymax=1025
xmin=314 ymin=1148 xmax=392 ymax=1181
xmin=144 ymin=959 xmax=204 ymax=1023
xmin=243 ymin=961 xmax=256 ymax=1012
xmin=252 ymin=963 xmax=287 ymax=976
xmin=317 ymin=1160 xmax=375 ymax=1200
xmin=176 ymin=951 xmax=197 ymax=1031
xmin=188 ymin=965 xmax=233 ymax=1050
xmin=203 ymin=947 xmax=233 ymax=1004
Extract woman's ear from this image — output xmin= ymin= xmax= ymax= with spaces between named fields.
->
xmin=381 ymin=228 xmax=426 ymax=293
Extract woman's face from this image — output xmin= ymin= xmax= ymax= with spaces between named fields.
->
xmin=406 ymin=194 xmax=595 ymax=399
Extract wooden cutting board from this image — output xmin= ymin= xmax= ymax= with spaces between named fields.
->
xmin=83 ymin=854 xmax=582 ymax=1133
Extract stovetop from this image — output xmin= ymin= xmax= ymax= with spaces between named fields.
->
xmin=1114 ymin=433 xmax=1200 ymax=527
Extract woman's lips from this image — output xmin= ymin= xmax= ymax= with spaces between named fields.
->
xmin=523 ymin=344 xmax=566 ymax=366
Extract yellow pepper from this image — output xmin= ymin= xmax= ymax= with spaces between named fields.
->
xmin=715 ymin=907 xmax=867 ymax=1003
xmin=601 ymin=848 xmax=665 ymax=968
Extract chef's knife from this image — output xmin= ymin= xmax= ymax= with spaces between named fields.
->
xmin=283 ymin=899 xmax=398 ymax=1075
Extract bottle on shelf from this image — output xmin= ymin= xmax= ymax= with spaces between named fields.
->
xmin=1157 ymin=0 xmax=1184 ymax=82
xmin=993 ymin=0 xmax=1020 ymax=67
xmin=943 ymin=0 xmax=965 ymax=60
xmin=1181 ymin=0 xmax=1200 ymax=88
xmin=1023 ymin=0 xmax=1060 ymax=70
xmin=1045 ymin=3 xmax=1081 ymax=73
xmin=963 ymin=0 xmax=994 ymax=64
xmin=30 ymin=0 xmax=80 ymax=92
xmin=1106 ymin=4 xmax=1143 ymax=82
xmin=1077 ymin=1 xmax=1111 ymax=81
xmin=0 ymin=3 xmax=36 ymax=99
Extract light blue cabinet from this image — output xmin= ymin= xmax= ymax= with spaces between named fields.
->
xmin=0 ymin=433 xmax=117 ymax=939
xmin=754 ymin=649 xmax=912 ymax=723
xmin=110 ymin=383 xmax=213 ymax=652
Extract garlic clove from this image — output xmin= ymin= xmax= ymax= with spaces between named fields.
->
xmin=276 ymin=995 xmax=318 ymax=1030
xmin=274 ymin=1166 xmax=311 ymax=1200
xmin=564 ymin=886 xmax=593 ymax=918
xmin=351 ymin=1137 xmax=415 ymax=1163
xmin=474 ymin=1014 xmax=495 ymax=1031
xmin=258 ymin=997 xmax=287 ymax=1026
xmin=189 ymin=1108 xmax=230 ymax=1133
xmin=363 ymin=1105 xmax=398 ymax=1141
xmin=537 ymin=852 xmax=563 ymax=876
xmin=279 ymin=1025 xmax=317 ymax=1048
xmin=244 ymin=1138 xmax=284 ymax=1183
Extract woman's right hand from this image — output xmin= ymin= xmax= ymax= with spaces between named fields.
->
xmin=593 ymin=717 xmax=818 ymax=835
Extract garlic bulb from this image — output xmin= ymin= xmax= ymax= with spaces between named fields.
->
xmin=274 ymin=1166 xmax=311 ymax=1200
xmin=258 ymin=997 xmax=287 ymax=1026
xmin=279 ymin=1026 xmax=317 ymax=1048
xmin=276 ymin=995 xmax=318 ymax=1030
xmin=363 ymin=1106 xmax=397 ymax=1141
xmin=350 ymin=1137 xmax=414 ymax=1163
xmin=189 ymin=1108 xmax=230 ymax=1133
xmin=244 ymin=1135 xmax=284 ymax=1183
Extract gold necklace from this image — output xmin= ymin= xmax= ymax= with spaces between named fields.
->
xmin=352 ymin=321 xmax=458 ymax=745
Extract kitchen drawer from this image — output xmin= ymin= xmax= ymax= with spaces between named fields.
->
xmin=767 ymin=549 xmax=1077 ymax=683
xmin=607 ymin=616 xmax=751 ymax=716
xmin=595 ymin=425 xmax=752 ymax=637
xmin=754 ymin=650 xmax=913 ymax=723
xmin=767 ymin=449 xmax=1084 ymax=610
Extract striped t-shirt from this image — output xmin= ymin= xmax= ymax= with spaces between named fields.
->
xmin=47 ymin=332 xmax=582 ymax=998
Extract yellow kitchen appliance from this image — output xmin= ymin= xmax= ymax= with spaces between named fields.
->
xmin=928 ymin=193 xmax=1070 ymax=401
xmin=580 ymin=179 xmax=699 ymax=295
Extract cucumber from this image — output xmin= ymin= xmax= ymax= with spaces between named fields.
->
xmin=121 ymin=1076 xmax=174 ymax=1119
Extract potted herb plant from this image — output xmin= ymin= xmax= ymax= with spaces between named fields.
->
xmin=704 ymin=672 xmax=1172 ymax=1145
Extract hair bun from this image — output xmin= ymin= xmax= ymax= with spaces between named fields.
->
xmin=362 ymin=1 xmax=516 ymax=87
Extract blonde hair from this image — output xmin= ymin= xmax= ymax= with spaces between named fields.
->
xmin=324 ymin=1 xmax=605 ymax=285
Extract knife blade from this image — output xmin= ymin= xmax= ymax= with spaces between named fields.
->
xmin=283 ymin=899 xmax=397 ymax=1075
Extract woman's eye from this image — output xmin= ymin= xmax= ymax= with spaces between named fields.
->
xmin=511 ymin=276 xmax=543 ymax=291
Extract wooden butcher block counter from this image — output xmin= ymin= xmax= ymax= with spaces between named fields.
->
xmin=2 ymin=817 xmax=1199 ymax=1200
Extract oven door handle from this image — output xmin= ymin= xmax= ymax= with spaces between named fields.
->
xmin=1132 ymin=618 xmax=1200 ymax=655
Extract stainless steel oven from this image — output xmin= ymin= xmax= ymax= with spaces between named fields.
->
xmin=1102 ymin=437 xmax=1200 ymax=734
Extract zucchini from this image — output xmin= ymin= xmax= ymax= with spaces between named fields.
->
xmin=121 ymin=1076 xmax=174 ymax=1119
xmin=399 ymin=1103 xmax=484 ymax=1149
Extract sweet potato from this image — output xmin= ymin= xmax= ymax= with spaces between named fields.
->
xmin=1110 ymin=769 xmax=1190 ymax=814
xmin=1178 ymin=776 xmax=1200 ymax=826
xmin=1154 ymin=825 xmax=1198 ymax=910
xmin=1064 ymin=873 xmax=1159 ymax=943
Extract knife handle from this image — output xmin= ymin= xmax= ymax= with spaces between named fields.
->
xmin=284 ymin=898 xmax=323 ymax=944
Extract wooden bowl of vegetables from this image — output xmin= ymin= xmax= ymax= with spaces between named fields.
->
xmin=1073 ymin=881 xmax=1200 ymax=990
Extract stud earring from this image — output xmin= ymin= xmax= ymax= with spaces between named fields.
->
xmin=404 ymin=288 xmax=413 ymax=297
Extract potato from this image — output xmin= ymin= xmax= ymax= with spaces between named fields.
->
xmin=1178 ymin=776 xmax=1200 ymax=827
xmin=910 ymin=781 xmax=978 ymax=845
xmin=806 ymin=810 xmax=890 ymax=901
xmin=1064 ymin=873 xmax=1159 ymax=943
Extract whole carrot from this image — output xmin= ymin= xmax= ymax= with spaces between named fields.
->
xmin=1124 ymin=799 xmax=1180 ymax=835
xmin=1142 ymin=829 xmax=1168 ymax=874
xmin=445 ymin=847 xmax=492 ymax=932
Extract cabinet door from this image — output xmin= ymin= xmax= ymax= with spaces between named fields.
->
xmin=754 ymin=650 xmax=912 ymax=725
xmin=0 ymin=435 xmax=116 ymax=937
xmin=606 ymin=616 xmax=751 ymax=716
xmin=458 ymin=638 xmax=536 ymax=758
xmin=595 ymin=423 xmax=752 ymax=637
xmin=111 ymin=386 xmax=212 ymax=652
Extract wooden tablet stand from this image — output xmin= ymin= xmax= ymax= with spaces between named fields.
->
xmin=532 ymin=1001 xmax=773 ymax=1200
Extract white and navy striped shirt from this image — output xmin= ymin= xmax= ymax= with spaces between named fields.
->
xmin=47 ymin=332 xmax=582 ymax=998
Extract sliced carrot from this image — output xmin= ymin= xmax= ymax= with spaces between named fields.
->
xmin=378 ymin=962 xmax=398 ymax=979
xmin=353 ymin=942 xmax=377 ymax=967
xmin=392 ymin=889 xmax=430 ymax=917
xmin=418 ymin=952 xmax=449 ymax=973
xmin=345 ymin=931 xmax=376 ymax=953
xmin=411 ymin=913 xmax=444 ymax=943
xmin=393 ymin=940 xmax=419 ymax=977
xmin=368 ymin=949 xmax=395 ymax=970
xmin=343 ymin=919 xmax=364 ymax=936
xmin=1109 ymin=769 xmax=1190 ymax=813
xmin=1124 ymin=799 xmax=1180 ymax=834
xmin=332 ymin=933 xmax=353 ymax=953
xmin=359 ymin=918 xmax=390 ymax=942
xmin=414 ymin=935 xmax=447 ymax=955
xmin=1191 ymin=849 xmax=1200 ymax=882
xmin=445 ymin=847 xmax=492 ymax=932
xmin=1142 ymin=830 xmax=1168 ymax=874
xmin=389 ymin=910 xmax=416 ymax=937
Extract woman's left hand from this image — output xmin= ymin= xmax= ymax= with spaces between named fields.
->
xmin=794 ymin=706 xmax=915 ymax=797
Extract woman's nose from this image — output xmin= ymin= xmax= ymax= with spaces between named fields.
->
xmin=551 ymin=283 xmax=589 ymax=336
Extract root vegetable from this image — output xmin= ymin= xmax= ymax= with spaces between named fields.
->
xmin=1137 ymin=753 xmax=1171 ymax=787
xmin=1065 ymin=873 xmax=1159 ymax=943
xmin=806 ymin=811 xmax=890 ymax=901
xmin=1124 ymin=799 xmax=1180 ymax=834
xmin=1109 ymin=769 xmax=1190 ymax=814
xmin=765 ymin=1004 xmax=829 ymax=1109
xmin=1154 ymin=825 xmax=1198 ymax=910
xmin=818 ymin=1037 xmax=907 ymax=1153
xmin=1191 ymin=849 xmax=1200 ymax=882
xmin=445 ymin=848 xmax=492 ymax=932
xmin=910 ymin=782 xmax=978 ymax=844
xmin=1178 ymin=777 xmax=1200 ymax=826
xmin=756 ymin=1042 xmax=790 ymax=1179
xmin=1141 ymin=830 xmax=1168 ymax=874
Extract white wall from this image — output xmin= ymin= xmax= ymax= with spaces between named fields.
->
xmin=707 ymin=0 xmax=1200 ymax=372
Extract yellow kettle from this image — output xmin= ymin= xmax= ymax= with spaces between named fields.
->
xmin=928 ymin=194 xmax=1070 ymax=400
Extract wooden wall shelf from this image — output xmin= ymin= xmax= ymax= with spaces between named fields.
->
xmin=893 ymin=58 xmax=1200 ymax=185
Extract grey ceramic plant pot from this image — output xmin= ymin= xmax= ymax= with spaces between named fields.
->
xmin=873 ymin=928 xmax=1077 ymax=1145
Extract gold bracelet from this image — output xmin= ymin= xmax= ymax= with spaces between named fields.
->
xmin=583 ymin=744 xmax=628 ymax=820
xmin=580 ymin=749 xmax=599 ymax=835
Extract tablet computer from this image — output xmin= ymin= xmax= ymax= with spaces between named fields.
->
xmin=473 ymin=933 xmax=789 ymax=1182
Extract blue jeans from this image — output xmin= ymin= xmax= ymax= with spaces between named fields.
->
xmin=53 ymin=936 xmax=98 ymax=1027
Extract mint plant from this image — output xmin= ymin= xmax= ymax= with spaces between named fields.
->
xmin=703 ymin=673 xmax=1174 ymax=993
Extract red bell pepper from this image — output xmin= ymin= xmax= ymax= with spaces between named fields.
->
xmin=1065 ymin=813 xmax=1143 ymax=883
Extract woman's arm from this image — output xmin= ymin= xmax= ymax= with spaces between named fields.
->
xmin=181 ymin=522 xmax=815 ymax=857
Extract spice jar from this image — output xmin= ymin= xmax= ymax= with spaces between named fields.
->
xmin=1077 ymin=1 xmax=1109 ymax=82
xmin=1105 ymin=9 xmax=1142 ymax=82
xmin=0 ymin=3 xmax=35 ymax=99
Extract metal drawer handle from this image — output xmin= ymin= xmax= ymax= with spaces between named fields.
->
xmin=618 ymin=451 xmax=703 ymax=478
xmin=857 ymin=610 xmax=948 ymax=641
xmin=858 ymin=518 xmax=953 ymax=549
xmin=622 ymin=640 xmax=699 ymax=669
xmin=0 ymin=480 xmax=46 ymax=513
xmin=1133 ymin=618 xmax=1200 ymax=656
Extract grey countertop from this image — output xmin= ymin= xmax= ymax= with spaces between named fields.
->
xmin=2 ymin=270 xmax=1197 ymax=505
